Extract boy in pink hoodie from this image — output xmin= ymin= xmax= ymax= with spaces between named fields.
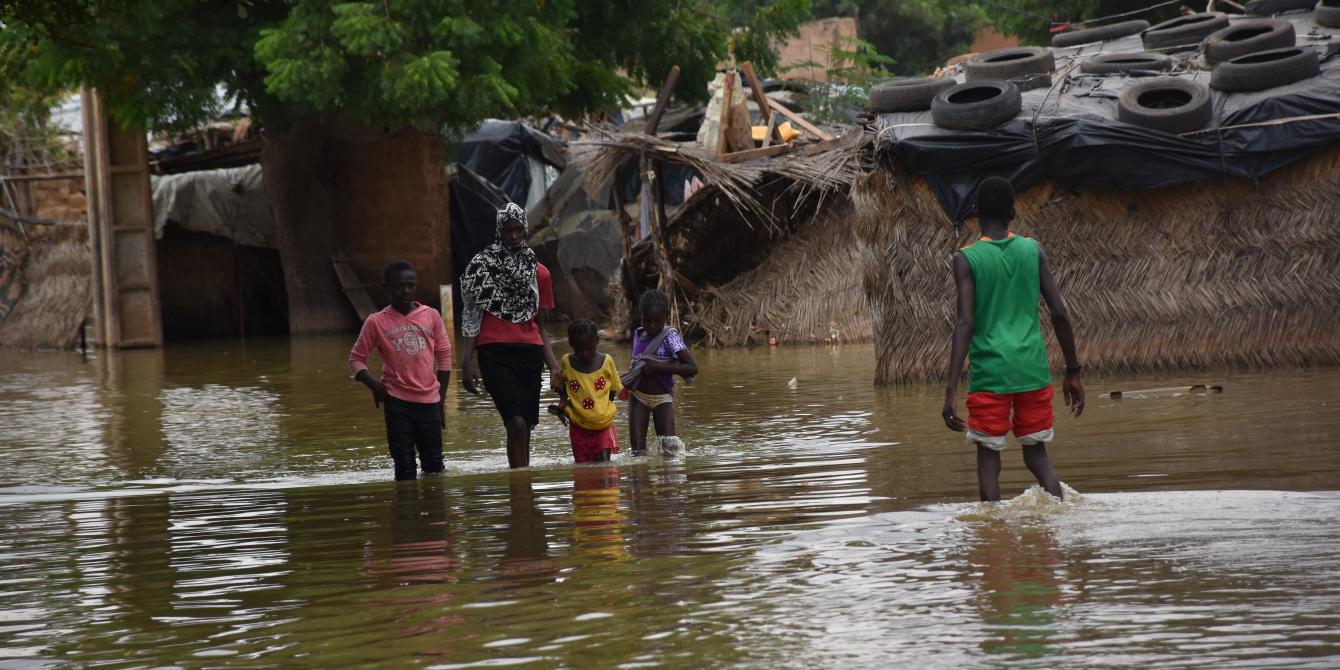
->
xmin=349 ymin=260 xmax=453 ymax=480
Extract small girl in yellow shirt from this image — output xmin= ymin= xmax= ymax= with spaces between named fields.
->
xmin=555 ymin=319 xmax=622 ymax=463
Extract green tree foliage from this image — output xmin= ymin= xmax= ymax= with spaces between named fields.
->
xmin=0 ymin=0 xmax=810 ymax=133
xmin=813 ymin=0 xmax=986 ymax=76
xmin=977 ymin=0 xmax=1184 ymax=46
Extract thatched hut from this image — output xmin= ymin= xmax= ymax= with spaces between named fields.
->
xmin=859 ymin=11 xmax=1340 ymax=384
xmin=569 ymin=128 xmax=875 ymax=344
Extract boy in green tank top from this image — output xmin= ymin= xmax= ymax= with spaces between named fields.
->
xmin=941 ymin=177 xmax=1085 ymax=501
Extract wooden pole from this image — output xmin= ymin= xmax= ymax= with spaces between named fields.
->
xmin=648 ymin=158 xmax=679 ymax=326
xmin=645 ymin=65 xmax=681 ymax=135
xmin=610 ymin=170 xmax=639 ymax=331
xmin=741 ymin=62 xmax=783 ymax=145
xmin=716 ymin=70 xmax=737 ymax=157
xmin=761 ymin=111 xmax=779 ymax=149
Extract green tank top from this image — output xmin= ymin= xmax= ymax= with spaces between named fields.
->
xmin=960 ymin=235 xmax=1051 ymax=394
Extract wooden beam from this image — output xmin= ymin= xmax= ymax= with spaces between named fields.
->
xmin=761 ymin=111 xmax=779 ymax=149
xmin=768 ymin=99 xmax=833 ymax=141
xmin=740 ymin=61 xmax=783 ymax=145
xmin=716 ymin=70 xmax=737 ymax=157
xmin=718 ymin=142 xmax=796 ymax=163
xmin=0 ymin=172 xmax=83 ymax=183
xmin=645 ymin=65 xmax=681 ymax=135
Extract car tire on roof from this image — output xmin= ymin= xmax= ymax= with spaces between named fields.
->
xmin=1317 ymin=4 xmax=1340 ymax=27
xmin=1211 ymin=46 xmax=1321 ymax=91
xmin=1142 ymin=12 xmax=1231 ymax=50
xmin=1203 ymin=19 xmax=1296 ymax=64
xmin=1052 ymin=20 xmax=1151 ymax=48
xmin=868 ymin=77 xmax=958 ymax=113
xmin=1117 ymin=78 xmax=1213 ymax=134
xmin=1080 ymin=52 xmax=1174 ymax=75
xmin=965 ymin=47 xmax=1055 ymax=81
xmin=1244 ymin=0 xmax=1318 ymax=15
xmin=930 ymin=80 xmax=1023 ymax=130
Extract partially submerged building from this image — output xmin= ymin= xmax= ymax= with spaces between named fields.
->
xmin=859 ymin=9 xmax=1340 ymax=384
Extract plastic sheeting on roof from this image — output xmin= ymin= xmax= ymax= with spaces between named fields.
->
xmin=150 ymin=164 xmax=274 ymax=248
xmin=874 ymin=13 xmax=1340 ymax=221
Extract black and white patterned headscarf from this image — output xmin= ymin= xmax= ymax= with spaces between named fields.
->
xmin=459 ymin=203 xmax=539 ymax=336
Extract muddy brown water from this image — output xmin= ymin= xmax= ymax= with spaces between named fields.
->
xmin=1 ymin=337 xmax=1339 ymax=668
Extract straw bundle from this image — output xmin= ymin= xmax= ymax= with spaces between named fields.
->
xmin=854 ymin=144 xmax=1340 ymax=385
xmin=0 ymin=221 xmax=90 ymax=350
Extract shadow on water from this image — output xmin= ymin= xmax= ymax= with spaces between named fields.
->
xmin=1 ymin=337 xmax=1340 ymax=666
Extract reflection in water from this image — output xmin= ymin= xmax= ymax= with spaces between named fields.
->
xmin=99 ymin=348 xmax=168 ymax=480
xmin=494 ymin=472 xmax=555 ymax=584
xmin=571 ymin=466 xmax=627 ymax=564
xmin=969 ymin=520 xmax=1063 ymax=659
xmin=2 ymin=339 xmax=1340 ymax=667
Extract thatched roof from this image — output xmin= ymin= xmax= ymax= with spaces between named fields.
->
xmin=855 ymin=142 xmax=1340 ymax=385
xmin=569 ymin=129 xmax=873 ymax=233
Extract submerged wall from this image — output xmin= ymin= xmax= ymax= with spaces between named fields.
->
xmin=855 ymin=144 xmax=1340 ymax=385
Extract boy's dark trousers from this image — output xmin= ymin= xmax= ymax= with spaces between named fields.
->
xmin=383 ymin=396 xmax=445 ymax=480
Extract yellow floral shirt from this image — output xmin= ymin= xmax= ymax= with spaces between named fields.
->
xmin=560 ymin=353 xmax=622 ymax=430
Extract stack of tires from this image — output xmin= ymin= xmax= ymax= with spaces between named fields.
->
xmin=868 ymin=77 xmax=957 ymax=114
xmin=1052 ymin=20 xmax=1149 ymax=48
xmin=1116 ymin=79 xmax=1213 ymax=134
xmin=964 ymin=47 xmax=1055 ymax=92
xmin=1316 ymin=0 xmax=1340 ymax=28
xmin=1199 ymin=13 xmax=1320 ymax=92
xmin=1141 ymin=13 xmax=1230 ymax=50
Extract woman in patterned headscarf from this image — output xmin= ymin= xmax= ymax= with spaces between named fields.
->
xmin=459 ymin=203 xmax=561 ymax=468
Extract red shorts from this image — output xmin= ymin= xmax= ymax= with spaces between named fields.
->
xmin=966 ymin=386 xmax=1055 ymax=451
xmin=571 ymin=424 xmax=619 ymax=463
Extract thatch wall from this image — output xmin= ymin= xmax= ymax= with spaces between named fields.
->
xmin=691 ymin=197 xmax=871 ymax=346
xmin=854 ymin=144 xmax=1340 ymax=385
xmin=0 ymin=221 xmax=91 ymax=350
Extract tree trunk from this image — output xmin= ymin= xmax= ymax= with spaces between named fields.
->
xmin=261 ymin=118 xmax=350 ymax=334
xmin=261 ymin=118 xmax=452 ymax=334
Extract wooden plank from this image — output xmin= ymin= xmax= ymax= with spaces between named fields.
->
xmin=81 ymin=88 xmax=163 ymax=348
xmin=1107 ymin=384 xmax=1224 ymax=400
xmin=716 ymin=71 xmax=737 ymax=157
xmin=331 ymin=257 xmax=378 ymax=320
xmin=439 ymin=284 xmax=454 ymax=336
xmin=768 ymin=99 xmax=833 ymax=141
xmin=761 ymin=111 xmax=779 ymax=149
xmin=718 ymin=142 xmax=796 ymax=163
xmin=0 ymin=172 xmax=83 ymax=183
xmin=645 ymin=65 xmax=681 ymax=135
xmin=740 ymin=62 xmax=783 ymax=145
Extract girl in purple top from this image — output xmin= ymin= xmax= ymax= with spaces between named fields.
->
xmin=624 ymin=289 xmax=698 ymax=456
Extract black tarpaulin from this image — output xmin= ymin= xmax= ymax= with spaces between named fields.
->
xmin=875 ymin=13 xmax=1340 ymax=221
xmin=454 ymin=120 xmax=566 ymax=207
xmin=448 ymin=164 xmax=508 ymax=284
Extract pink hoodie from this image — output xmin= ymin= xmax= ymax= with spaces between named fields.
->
xmin=348 ymin=303 xmax=453 ymax=404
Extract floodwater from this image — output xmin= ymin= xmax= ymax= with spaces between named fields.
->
xmin=1 ymin=337 xmax=1339 ymax=669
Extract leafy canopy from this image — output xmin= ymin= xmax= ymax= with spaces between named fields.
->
xmin=0 ymin=0 xmax=809 ymax=133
